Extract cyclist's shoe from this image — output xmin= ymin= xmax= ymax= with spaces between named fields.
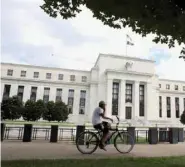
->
xmin=99 ymin=143 xmax=107 ymax=151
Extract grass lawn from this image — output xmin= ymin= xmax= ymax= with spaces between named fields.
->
xmin=4 ymin=120 xmax=75 ymax=127
xmin=2 ymin=157 xmax=185 ymax=167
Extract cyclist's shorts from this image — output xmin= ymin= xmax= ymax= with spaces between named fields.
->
xmin=93 ymin=121 xmax=110 ymax=133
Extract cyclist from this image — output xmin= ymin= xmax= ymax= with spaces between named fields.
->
xmin=92 ymin=101 xmax=113 ymax=151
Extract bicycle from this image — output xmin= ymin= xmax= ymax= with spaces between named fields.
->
xmin=76 ymin=116 xmax=135 ymax=154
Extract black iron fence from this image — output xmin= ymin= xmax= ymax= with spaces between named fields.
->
xmin=1 ymin=124 xmax=185 ymax=144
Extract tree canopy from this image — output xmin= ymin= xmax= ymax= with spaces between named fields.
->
xmin=41 ymin=0 xmax=185 ymax=60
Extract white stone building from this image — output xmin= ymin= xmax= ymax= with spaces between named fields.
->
xmin=1 ymin=54 xmax=185 ymax=126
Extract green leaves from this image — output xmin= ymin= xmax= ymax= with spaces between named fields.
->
xmin=180 ymin=111 xmax=185 ymax=125
xmin=1 ymin=96 xmax=23 ymax=120
xmin=40 ymin=0 xmax=185 ymax=56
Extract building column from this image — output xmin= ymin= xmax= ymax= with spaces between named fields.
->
xmin=23 ymin=85 xmax=31 ymax=102
xmin=133 ymin=81 xmax=140 ymax=119
xmin=88 ymin=84 xmax=97 ymax=121
xmin=106 ymin=79 xmax=113 ymax=117
xmin=118 ymin=80 xmax=125 ymax=119
xmin=162 ymin=95 xmax=167 ymax=119
xmin=36 ymin=86 xmax=44 ymax=101
xmin=171 ymin=96 xmax=176 ymax=119
xmin=10 ymin=84 xmax=18 ymax=97
xmin=180 ymin=97 xmax=184 ymax=116
xmin=145 ymin=82 xmax=152 ymax=121
xmin=49 ymin=87 xmax=56 ymax=102
xmin=1 ymin=83 xmax=5 ymax=101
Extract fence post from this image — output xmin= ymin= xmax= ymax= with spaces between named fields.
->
xmin=76 ymin=125 xmax=85 ymax=145
xmin=50 ymin=125 xmax=58 ymax=143
xmin=23 ymin=124 xmax=33 ymax=142
xmin=127 ymin=127 xmax=135 ymax=142
xmin=169 ymin=128 xmax=178 ymax=144
xmin=148 ymin=128 xmax=158 ymax=144
xmin=1 ymin=123 xmax=5 ymax=141
xmin=178 ymin=128 xmax=184 ymax=142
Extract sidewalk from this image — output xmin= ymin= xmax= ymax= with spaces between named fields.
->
xmin=2 ymin=141 xmax=185 ymax=160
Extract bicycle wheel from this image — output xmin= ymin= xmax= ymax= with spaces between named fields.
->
xmin=114 ymin=131 xmax=134 ymax=154
xmin=76 ymin=131 xmax=99 ymax=154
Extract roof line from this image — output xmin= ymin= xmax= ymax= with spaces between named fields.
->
xmin=1 ymin=62 xmax=90 ymax=73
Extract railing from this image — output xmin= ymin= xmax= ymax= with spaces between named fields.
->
xmin=58 ymin=128 xmax=76 ymax=141
xmin=4 ymin=126 xmax=24 ymax=140
xmin=32 ymin=127 xmax=51 ymax=140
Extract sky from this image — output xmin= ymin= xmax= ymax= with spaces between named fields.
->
xmin=1 ymin=0 xmax=185 ymax=80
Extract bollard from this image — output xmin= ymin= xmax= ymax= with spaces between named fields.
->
xmin=76 ymin=125 xmax=85 ymax=145
xmin=178 ymin=128 xmax=184 ymax=142
xmin=148 ymin=128 xmax=158 ymax=144
xmin=169 ymin=128 xmax=178 ymax=144
xmin=23 ymin=124 xmax=33 ymax=142
xmin=50 ymin=125 xmax=58 ymax=143
xmin=1 ymin=123 xmax=5 ymax=141
xmin=127 ymin=127 xmax=135 ymax=143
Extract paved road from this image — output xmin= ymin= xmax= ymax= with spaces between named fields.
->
xmin=2 ymin=141 xmax=185 ymax=160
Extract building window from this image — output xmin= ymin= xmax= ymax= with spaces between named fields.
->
xmin=166 ymin=84 xmax=170 ymax=90
xmin=17 ymin=86 xmax=24 ymax=102
xmin=30 ymin=87 xmax=37 ymax=102
xmin=58 ymin=74 xmax=63 ymax=80
xmin=70 ymin=75 xmax=75 ymax=81
xmin=159 ymin=84 xmax=161 ymax=88
xmin=56 ymin=88 xmax=62 ymax=102
xmin=7 ymin=69 xmax=13 ymax=76
xmin=175 ymin=85 xmax=178 ymax=90
xmin=175 ymin=97 xmax=179 ymax=118
xmin=68 ymin=89 xmax=74 ymax=114
xmin=139 ymin=85 xmax=145 ymax=116
xmin=43 ymin=87 xmax=50 ymax=103
xmin=159 ymin=96 xmax=162 ymax=117
xmin=79 ymin=90 xmax=86 ymax=114
xmin=112 ymin=82 xmax=119 ymax=115
xmin=20 ymin=70 xmax=26 ymax=77
xmin=166 ymin=97 xmax=171 ymax=118
xmin=46 ymin=73 xmax=51 ymax=79
xmin=125 ymin=107 xmax=132 ymax=119
xmin=183 ymin=86 xmax=185 ymax=91
xmin=125 ymin=84 xmax=132 ymax=103
xmin=34 ymin=72 xmax=39 ymax=78
xmin=3 ymin=85 xmax=11 ymax=100
xmin=82 ymin=76 xmax=87 ymax=82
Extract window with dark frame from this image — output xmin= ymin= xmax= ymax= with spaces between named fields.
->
xmin=68 ymin=89 xmax=74 ymax=114
xmin=167 ymin=97 xmax=171 ymax=118
xmin=175 ymin=85 xmax=178 ymax=90
xmin=175 ymin=97 xmax=179 ymax=118
xmin=17 ymin=86 xmax=24 ymax=102
xmin=82 ymin=76 xmax=87 ymax=82
xmin=34 ymin=72 xmax=39 ymax=78
xmin=56 ymin=88 xmax=62 ymax=102
xmin=112 ymin=82 xmax=119 ymax=115
xmin=79 ymin=90 xmax=86 ymax=114
xmin=46 ymin=73 xmax=51 ymax=79
xmin=7 ymin=69 xmax=13 ymax=76
xmin=183 ymin=86 xmax=185 ymax=91
xmin=58 ymin=74 xmax=63 ymax=80
xmin=3 ymin=85 xmax=11 ymax=100
xmin=159 ymin=96 xmax=162 ymax=117
xmin=166 ymin=84 xmax=170 ymax=90
xmin=139 ymin=85 xmax=145 ymax=116
xmin=70 ymin=75 xmax=75 ymax=81
xmin=159 ymin=84 xmax=161 ymax=88
xmin=125 ymin=84 xmax=132 ymax=103
xmin=20 ymin=70 xmax=26 ymax=77
xmin=30 ymin=87 xmax=37 ymax=102
xmin=43 ymin=87 xmax=50 ymax=103
xmin=125 ymin=106 xmax=132 ymax=119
